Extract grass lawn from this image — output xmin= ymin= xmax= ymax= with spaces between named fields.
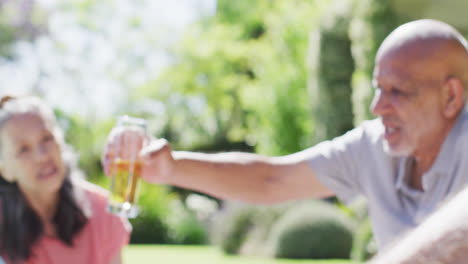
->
xmin=124 ymin=245 xmax=354 ymax=264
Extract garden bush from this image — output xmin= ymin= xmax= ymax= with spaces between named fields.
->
xmin=267 ymin=200 xmax=355 ymax=259
xmin=212 ymin=203 xmax=258 ymax=255
xmin=212 ymin=202 xmax=298 ymax=256
xmin=129 ymin=183 xmax=173 ymax=244
xmin=130 ymin=208 xmax=169 ymax=244
xmin=131 ymin=184 xmax=210 ymax=245
xmin=166 ymin=199 xmax=209 ymax=245
xmin=238 ymin=203 xmax=297 ymax=256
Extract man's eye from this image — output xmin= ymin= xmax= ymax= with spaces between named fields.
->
xmin=390 ymin=89 xmax=404 ymax=96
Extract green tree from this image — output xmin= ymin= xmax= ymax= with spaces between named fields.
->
xmin=0 ymin=0 xmax=47 ymax=57
xmin=135 ymin=0 xmax=328 ymax=155
xmin=55 ymin=110 xmax=115 ymax=180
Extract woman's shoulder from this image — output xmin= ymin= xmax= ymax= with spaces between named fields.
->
xmin=76 ymin=180 xmax=109 ymax=197
xmin=71 ymin=180 xmax=132 ymax=261
xmin=73 ymin=179 xmax=131 ymax=231
xmin=73 ymin=179 xmax=110 ymax=213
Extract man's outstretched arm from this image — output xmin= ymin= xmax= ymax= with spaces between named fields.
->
xmin=102 ymin=134 xmax=335 ymax=204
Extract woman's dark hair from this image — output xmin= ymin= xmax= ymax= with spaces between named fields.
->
xmin=0 ymin=173 xmax=88 ymax=262
xmin=0 ymin=96 xmax=89 ymax=262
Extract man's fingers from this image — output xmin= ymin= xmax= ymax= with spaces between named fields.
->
xmin=101 ymin=150 xmax=115 ymax=176
xmin=140 ymin=138 xmax=169 ymax=160
xmin=102 ymin=127 xmax=146 ymax=176
xmin=101 ymin=139 xmax=116 ymax=176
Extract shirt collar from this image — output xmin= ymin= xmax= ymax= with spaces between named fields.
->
xmin=395 ymin=103 xmax=468 ymax=194
xmin=425 ymin=103 xmax=467 ymax=176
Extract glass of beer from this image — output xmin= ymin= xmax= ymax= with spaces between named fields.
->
xmin=107 ymin=115 xmax=147 ymax=218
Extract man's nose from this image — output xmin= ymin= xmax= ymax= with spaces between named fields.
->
xmin=370 ymin=89 xmax=391 ymax=116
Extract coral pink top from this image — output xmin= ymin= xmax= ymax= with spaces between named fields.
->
xmin=21 ymin=181 xmax=132 ymax=264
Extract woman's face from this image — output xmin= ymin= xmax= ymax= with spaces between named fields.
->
xmin=0 ymin=113 xmax=66 ymax=197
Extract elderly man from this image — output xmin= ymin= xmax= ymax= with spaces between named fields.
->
xmin=103 ymin=19 xmax=468 ymax=250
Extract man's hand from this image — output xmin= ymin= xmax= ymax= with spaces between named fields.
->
xmin=101 ymin=126 xmax=145 ymax=174
xmin=139 ymin=138 xmax=174 ymax=184
xmin=102 ymin=127 xmax=174 ymax=184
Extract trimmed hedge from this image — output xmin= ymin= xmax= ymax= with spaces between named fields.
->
xmin=349 ymin=0 xmax=399 ymax=125
xmin=166 ymin=199 xmax=208 ymax=245
xmin=129 ymin=183 xmax=172 ymax=244
xmin=267 ymin=201 xmax=355 ymax=259
xmin=308 ymin=0 xmax=355 ymax=141
xmin=129 ymin=183 xmax=209 ymax=245
xmin=212 ymin=202 xmax=294 ymax=256
xmin=213 ymin=204 xmax=258 ymax=255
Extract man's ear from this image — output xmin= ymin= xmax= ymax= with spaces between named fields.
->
xmin=443 ymin=77 xmax=465 ymax=119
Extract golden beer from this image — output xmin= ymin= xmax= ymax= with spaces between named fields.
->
xmin=109 ymin=159 xmax=142 ymax=205
xmin=107 ymin=115 xmax=147 ymax=218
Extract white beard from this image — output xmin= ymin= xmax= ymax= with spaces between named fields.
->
xmin=382 ymin=139 xmax=413 ymax=157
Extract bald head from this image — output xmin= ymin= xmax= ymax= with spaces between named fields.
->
xmin=377 ymin=19 xmax=468 ymax=60
xmin=375 ymin=19 xmax=468 ymax=99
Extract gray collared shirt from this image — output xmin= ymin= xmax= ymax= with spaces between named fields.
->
xmin=307 ymin=105 xmax=468 ymax=249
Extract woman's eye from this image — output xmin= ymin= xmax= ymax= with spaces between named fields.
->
xmin=18 ymin=146 xmax=30 ymax=155
xmin=43 ymin=134 xmax=54 ymax=143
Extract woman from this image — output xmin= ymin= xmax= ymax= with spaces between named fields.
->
xmin=0 ymin=95 xmax=131 ymax=264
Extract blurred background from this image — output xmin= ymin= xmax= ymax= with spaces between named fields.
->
xmin=2 ymin=0 xmax=468 ymax=263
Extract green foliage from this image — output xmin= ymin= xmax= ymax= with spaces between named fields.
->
xmin=349 ymin=0 xmax=399 ymax=124
xmin=0 ymin=0 xmax=48 ymax=57
xmin=351 ymin=218 xmax=377 ymax=262
xmin=55 ymin=110 xmax=115 ymax=180
xmin=212 ymin=202 xmax=296 ymax=256
xmin=345 ymin=197 xmax=369 ymax=223
xmin=213 ymin=204 xmax=258 ymax=255
xmin=129 ymin=182 xmax=173 ymax=244
xmin=267 ymin=201 xmax=355 ymax=259
xmin=212 ymin=200 xmax=357 ymax=260
xmin=166 ymin=200 xmax=208 ymax=245
xmin=308 ymin=0 xmax=355 ymax=141
xmin=215 ymin=0 xmax=269 ymax=39
xmin=0 ymin=22 xmax=15 ymax=56
xmin=237 ymin=203 xmax=295 ymax=257
xmin=345 ymin=199 xmax=376 ymax=262
xmin=134 ymin=0 xmax=323 ymax=156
